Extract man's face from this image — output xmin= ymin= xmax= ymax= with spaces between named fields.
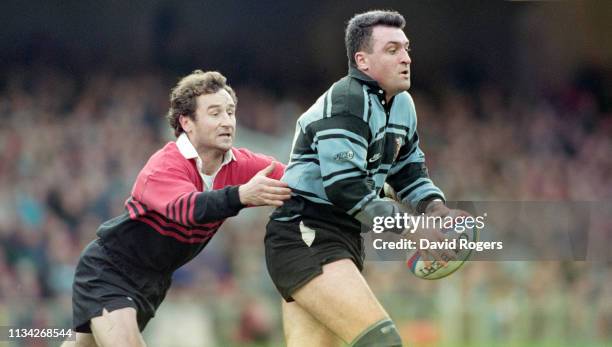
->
xmin=183 ymin=89 xmax=236 ymax=154
xmin=357 ymin=26 xmax=412 ymax=96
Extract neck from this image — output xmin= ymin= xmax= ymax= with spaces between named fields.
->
xmin=354 ymin=67 xmax=397 ymax=102
xmin=385 ymin=92 xmax=397 ymax=103
xmin=199 ymin=149 xmax=226 ymax=175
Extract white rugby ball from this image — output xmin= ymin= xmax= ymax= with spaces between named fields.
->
xmin=407 ymin=218 xmax=479 ymax=280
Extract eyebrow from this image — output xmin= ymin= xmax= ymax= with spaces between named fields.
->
xmin=384 ymin=40 xmax=410 ymax=47
xmin=207 ymin=103 xmax=235 ymax=110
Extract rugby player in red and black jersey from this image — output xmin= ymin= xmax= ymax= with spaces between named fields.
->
xmin=62 ymin=70 xmax=290 ymax=347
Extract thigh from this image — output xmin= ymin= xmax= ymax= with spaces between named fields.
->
xmin=265 ymin=218 xmax=364 ymax=302
xmin=291 ymin=258 xmax=390 ymax=343
xmin=72 ymin=240 xmax=169 ymax=334
xmin=282 ymin=300 xmax=342 ymax=347
xmin=90 ymin=307 xmax=147 ymax=347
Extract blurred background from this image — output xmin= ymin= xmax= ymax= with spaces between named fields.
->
xmin=0 ymin=1 xmax=610 ymax=346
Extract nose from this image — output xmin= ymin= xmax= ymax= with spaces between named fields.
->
xmin=220 ymin=113 xmax=234 ymax=127
xmin=401 ymin=49 xmax=411 ymax=64
xmin=400 ymin=49 xmax=412 ymax=65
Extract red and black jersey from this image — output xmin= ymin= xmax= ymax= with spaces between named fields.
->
xmin=96 ymin=140 xmax=284 ymax=274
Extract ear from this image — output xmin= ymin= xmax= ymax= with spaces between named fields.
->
xmin=355 ymin=52 xmax=369 ymax=71
xmin=179 ymin=115 xmax=192 ymax=134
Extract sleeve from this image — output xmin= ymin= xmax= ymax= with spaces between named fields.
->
xmin=311 ymin=115 xmax=405 ymax=232
xmin=134 ymin=165 xmax=245 ymax=226
xmin=386 ymin=123 xmax=445 ymax=214
xmin=242 ymin=151 xmax=286 ymax=181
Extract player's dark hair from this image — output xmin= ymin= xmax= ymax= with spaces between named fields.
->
xmin=345 ymin=10 xmax=406 ymax=67
xmin=167 ymin=70 xmax=237 ymax=137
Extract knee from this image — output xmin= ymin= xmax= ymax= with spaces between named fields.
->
xmin=351 ymin=319 xmax=403 ymax=347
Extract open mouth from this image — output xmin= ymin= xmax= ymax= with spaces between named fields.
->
xmin=400 ymin=70 xmax=409 ymax=77
xmin=218 ymin=133 xmax=232 ymax=139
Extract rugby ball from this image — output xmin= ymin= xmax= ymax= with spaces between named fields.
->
xmin=407 ymin=218 xmax=479 ymax=280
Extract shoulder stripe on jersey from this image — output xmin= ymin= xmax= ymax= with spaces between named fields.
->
xmin=315 ymin=134 xmax=368 ymax=150
xmin=314 ymin=128 xmax=368 ymax=145
xmin=312 ymin=127 xmax=368 ymax=149
xmin=307 ymin=115 xmax=371 ymax=143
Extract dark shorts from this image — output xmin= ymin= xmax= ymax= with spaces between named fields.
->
xmin=264 ymin=216 xmax=365 ymax=302
xmin=72 ymin=239 xmax=171 ymax=333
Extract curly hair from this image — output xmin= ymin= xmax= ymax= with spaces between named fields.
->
xmin=345 ymin=10 xmax=406 ymax=67
xmin=166 ymin=70 xmax=237 ymax=137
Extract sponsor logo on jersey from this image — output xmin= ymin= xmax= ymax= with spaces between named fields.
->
xmin=334 ymin=150 xmax=354 ymax=161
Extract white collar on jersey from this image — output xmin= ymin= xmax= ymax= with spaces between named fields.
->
xmin=176 ymin=132 xmax=235 ymax=164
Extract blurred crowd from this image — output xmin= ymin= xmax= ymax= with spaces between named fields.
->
xmin=0 ymin=65 xmax=610 ymax=347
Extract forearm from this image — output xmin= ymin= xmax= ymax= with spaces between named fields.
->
xmin=193 ymin=186 xmax=246 ymax=223
xmin=418 ymin=196 xmax=447 ymax=215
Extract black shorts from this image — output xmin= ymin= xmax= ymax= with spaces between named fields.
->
xmin=72 ymin=239 xmax=171 ymax=333
xmin=265 ymin=216 xmax=364 ymax=302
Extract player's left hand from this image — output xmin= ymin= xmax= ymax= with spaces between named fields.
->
xmin=239 ymin=162 xmax=292 ymax=207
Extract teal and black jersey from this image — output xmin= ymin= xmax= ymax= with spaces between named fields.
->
xmin=275 ymin=66 xmax=445 ymax=232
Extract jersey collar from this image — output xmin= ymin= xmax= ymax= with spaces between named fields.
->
xmin=348 ymin=65 xmax=383 ymax=90
xmin=348 ymin=65 xmax=392 ymax=107
xmin=176 ymin=133 xmax=235 ymax=164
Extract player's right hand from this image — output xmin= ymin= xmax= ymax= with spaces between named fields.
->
xmin=239 ymin=162 xmax=292 ymax=207
xmin=408 ymin=206 xmax=472 ymax=267
xmin=404 ymin=223 xmax=457 ymax=268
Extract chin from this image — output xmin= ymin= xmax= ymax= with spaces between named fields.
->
xmin=396 ymin=84 xmax=411 ymax=92
xmin=216 ymin=142 xmax=233 ymax=151
xmin=400 ymin=79 xmax=411 ymax=90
